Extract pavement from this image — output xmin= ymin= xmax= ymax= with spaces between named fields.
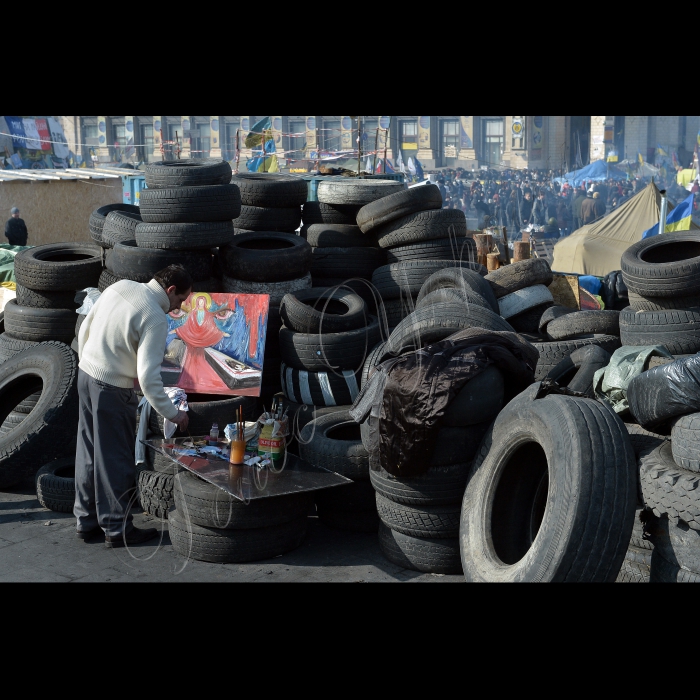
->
xmin=0 ymin=478 xmax=464 ymax=583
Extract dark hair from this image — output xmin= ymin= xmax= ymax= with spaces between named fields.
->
xmin=153 ymin=264 xmax=193 ymax=294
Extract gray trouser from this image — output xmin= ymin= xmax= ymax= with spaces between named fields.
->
xmin=74 ymin=369 xmax=138 ymax=537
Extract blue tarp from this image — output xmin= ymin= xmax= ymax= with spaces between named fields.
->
xmin=554 ymin=160 xmax=628 ymax=187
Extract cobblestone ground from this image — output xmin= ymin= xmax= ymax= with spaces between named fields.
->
xmin=0 ymin=479 xmax=464 ymax=583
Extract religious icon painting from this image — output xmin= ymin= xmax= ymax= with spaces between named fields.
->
xmin=163 ymin=293 xmax=270 ymax=396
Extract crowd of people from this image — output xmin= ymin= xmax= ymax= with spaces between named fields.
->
xmin=419 ymin=165 xmax=700 ymax=241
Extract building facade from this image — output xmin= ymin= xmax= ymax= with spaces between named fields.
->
xmin=59 ymin=116 xmax=700 ymax=173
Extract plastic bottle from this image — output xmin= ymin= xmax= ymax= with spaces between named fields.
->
xmin=209 ymin=423 xmax=219 ymax=445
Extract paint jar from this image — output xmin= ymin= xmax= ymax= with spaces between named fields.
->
xmin=258 ymin=421 xmax=285 ymax=463
xmin=229 ymin=439 xmax=247 ymax=465
xmin=209 ymin=423 xmax=219 ymax=445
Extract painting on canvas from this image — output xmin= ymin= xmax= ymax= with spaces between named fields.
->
xmin=162 ymin=292 xmax=269 ymax=396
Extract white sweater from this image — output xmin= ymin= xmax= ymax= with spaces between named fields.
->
xmin=78 ymin=278 xmax=179 ymax=421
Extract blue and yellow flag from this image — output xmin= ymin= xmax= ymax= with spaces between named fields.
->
xmin=643 ymin=193 xmax=695 ymax=238
xmin=656 ymin=144 xmax=668 ymax=158
xmin=246 ymin=136 xmax=278 ymax=173
xmin=696 ymin=130 xmax=700 ymax=148
xmin=244 ymin=117 xmax=272 ymax=148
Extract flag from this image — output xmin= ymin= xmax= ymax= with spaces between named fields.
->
xmin=656 ymin=144 xmax=668 ymax=158
xmin=244 ymin=117 xmax=272 ymax=148
xmin=407 ymin=157 xmax=416 ymax=176
xmin=246 ymin=135 xmax=278 ymax=172
xmin=396 ymin=149 xmax=405 ymax=173
xmin=696 ymin=130 xmax=700 ymax=148
xmin=414 ymin=157 xmax=424 ymax=181
xmin=365 ymin=156 xmax=372 ymax=173
xmin=642 ymin=193 xmax=695 ymax=238
xmin=672 ymin=152 xmax=680 ymax=169
xmin=638 ymin=151 xmax=644 ymax=167
xmin=377 ymin=159 xmax=395 ymax=174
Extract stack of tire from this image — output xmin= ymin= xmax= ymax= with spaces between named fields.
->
xmin=278 ymin=286 xmax=380 ymax=414
xmin=168 ymin=469 xmax=312 ymax=563
xmin=357 ymin=184 xmax=477 ymax=329
xmin=136 ymin=393 xmax=261 ymax=519
xmin=305 ymin=179 xmax=404 ymax=309
xmin=299 ymin=410 xmax=377 ymax=533
xmin=370 ymin=366 xmax=506 ymax=574
xmin=210 ymin=173 xmax=309 ymax=407
xmin=98 ymin=159 xmax=239 ymax=294
xmin=619 ymin=232 xmax=700 ymax=356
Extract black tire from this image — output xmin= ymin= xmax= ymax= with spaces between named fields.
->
xmin=361 ymin=341 xmax=387 ymax=388
xmin=316 ymin=505 xmax=379 ymax=533
xmin=310 ymin=246 xmax=386 ymax=280
xmin=89 ymin=203 xmax=140 ymax=245
xmin=98 ymin=268 xmax=122 ymax=292
xmin=545 ymin=345 xmax=612 ymax=397
xmin=0 ymin=411 xmax=26 ymax=436
xmin=485 ymin=258 xmax=553 ymax=299
xmin=302 ymin=201 xmax=359 ymax=226
xmin=222 ymin=273 xmax=311 ymax=306
xmin=315 ymin=480 xmax=376 ymax=510
xmin=628 ymin=290 xmax=700 ymax=312
xmin=374 ymin=209 xmax=468 ymax=249
xmin=317 ymin=179 xmax=404 ymax=206
xmin=279 ymin=316 xmax=381 ymax=372
xmin=139 ymin=184 xmax=242 ymax=223
xmin=357 ymin=184 xmax=443 ymax=233
xmin=231 ymin=173 xmax=308 ymax=208
xmin=532 ymin=335 xmax=622 ymax=381
xmin=442 ymin=365 xmax=504 ymax=427
xmin=378 ymin=522 xmax=462 ymax=575
xmin=546 ymin=310 xmax=621 ymax=341
xmin=639 ymin=441 xmax=700 ymax=527
xmin=219 ymin=232 xmax=311 ymax=283
xmin=373 ymin=260 xmax=486 ymax=301
xmin=460 ymin=386 xmax=637 ymax=582
xmin=101 ymin=210 xmax=142 ymax=248
xmin=191 ymin=277 xmax=223 ymax=294
xmin=136 ymin=468 xmax=175 ymax=519
xmin=671 ymin=413 xmax=700 ymax=472
xmin=498 ymin=285 xmax=554 ymax=321
xmin=649 ymin=551 xmax=700 ymax=582
xmin=135 ymin=221 xmax=235 ymax=250
xmin=376 ymin=492 xmax=460 ymax=539
xmin=0 ymin=333 xmax=39 ymax=365
xmin=386 ymin=237 xmax=477 ymax=265
xmin=280 ymin=288 xmax=367 ymax=334
xmin=383 ymin=302 xmax=514 ymax=358
xmin=0 ymin=342 xmax=79 ymax=488
xmin=626 ymin=424 xmax=666 ymax=459
xmin=145 ymin=158 xmax=232 ymax=189
xmin=4 ymin=300 xmax=76 ymax=344
xmin=284 ymin=401 xmax=352 ymax=443
xmin=311 ymin=277 xmax=380 ymax=314
xmin=168 ymin=509 xmax=307 ymax=564
xmin=621 ymin=231 xmax=700 ymax=298
xmin=538 ymin=305 xmax=577 ymax=335
xmin=379 ymin=297 xmax=416 ymax=331
xmin=108 ymin=240 xmax=212 ymax=283
xmin=417 ymin=266 xmax=499 ymax=314
xmin=280 ymin=362 xmax=361 ymax=407
xmin=370 ymin=462 xmax=470 ymax=506
xmin=615 ymin=546 xmax=652 ymax=583
xmin=234 ymin=205 xmax=301 ymax=233
xmin=648 ymin=514 xmax=700 ymax=579
xmin=15 ymin=285 xmax=78 ymax=311
xmin=304 ymin=224 xmax=370 ymax=248
xmin=415 ymin=288 xmax=491 ymax=314
xmin=148 ymin=393 xmax=258 ymax=438
xmin=14 ymin=243 xmax=103 ymax=292
xmin=508 ymin=303 xmax=552 ymax=334
xmin=35 ymin=457 xmax=75 ymax=513
xmin=173 ymin=469 xmax=311 ymax=529
xmin=631 ymin=506 xmax=656 ymax=550
xmin=619 ymin=307 xmax=700 ymax=355
xmin=298 ymin=411 xmax=369 ymax=480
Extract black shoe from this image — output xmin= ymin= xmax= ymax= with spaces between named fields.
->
xmin=105 ymin=526 xmax=159 ymax=548
xmin=76 ymin=527 xmax=103 ymax=542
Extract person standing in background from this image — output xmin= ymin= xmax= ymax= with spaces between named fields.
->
xmin=5 ymin=207 xmax=27 ymax=246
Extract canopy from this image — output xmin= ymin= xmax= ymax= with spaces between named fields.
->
xmin=554 ymin=159 xmax=627 ymax=186
xmin=617 ymin=159 xmax=659 ymax=178
xmin=551 ymin=182 xmax=700 ymax=276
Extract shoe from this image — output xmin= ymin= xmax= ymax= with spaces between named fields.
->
xmin=76 ymin=527 xmax=103 ymax=542
xmin=104 ymin=526 xmax=159 ymax=548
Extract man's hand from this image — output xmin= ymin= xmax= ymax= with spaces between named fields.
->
xmin=173 ymin=410 xmax=189 ymax=431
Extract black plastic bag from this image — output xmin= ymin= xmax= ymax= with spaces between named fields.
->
xmin=601 ymin=270 xmax=629 ymax=312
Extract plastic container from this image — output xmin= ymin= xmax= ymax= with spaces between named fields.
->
xmin=209 ymin=423 xmax=219 ymax=445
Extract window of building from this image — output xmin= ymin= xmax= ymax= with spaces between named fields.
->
xmin=323 ymin=119 xmax=341 ymax=152
xmin=139 ymin=123 xmax=154 ymax=162
xmin=223 ymin=120 xmax=241 ymax=160
xmin=400 ymin=120 xmax=418 ymax=145
xmin=481 ymin=117 xmax=504 ymax=168
xmin=441 ymin=119 xmax=459 ymax=160
xmin=191 ymin=120 xmax=211 ymax=159
xmin=287 ymin=119 xmax=306 ymax=160
xmin=111 ymin=122 xmax=126 ymax=161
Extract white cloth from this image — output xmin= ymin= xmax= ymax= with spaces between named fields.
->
xmin=47 ymin=117 xmax=70 ymax=159
xmin=78 ymin=279 xmax=179 ymax=421
xmin=163 ymin=387 xmax=188 ymax=438
xmin=21 ymin=118 xmax=41 ymax=150
xmin=76 ymin=287 xmax=101 ymax=315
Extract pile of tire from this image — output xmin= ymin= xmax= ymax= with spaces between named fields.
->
xmin=299 ymin=410 xmax=377 ymax=532
xmin=278 ymin=287 xmax=380 ymax=413
xmin=135 ymin=393 xmax=261 ymax=519
xmin=620 ymin=232 xmax=700 ymax=356
xmin=168 ymin=468 xmax=312 ymax=563
xmin=304 ymin=178 xmax=403 ymax=309
xmin=98 ymin=159 xmax=239 ymax=293
xmin=370 ymin=367 xmax=506 ymax=574
xmin=214 ymin=174 xmax=310 ymax=406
